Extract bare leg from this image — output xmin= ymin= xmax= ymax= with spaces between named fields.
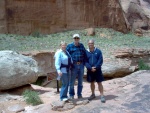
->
xmin=88 ymin=82 xmax=96 ymax=100
xmin=91 ymin=82 xmax=95 ymax=94
xmin=98 ymin=82 xmax=106 ymax=102
xmin=97 ymin=82 xmax=104 ymax=96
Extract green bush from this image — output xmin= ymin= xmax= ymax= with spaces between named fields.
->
xmin=33 ymin=77 xmax=45 ymax=86
xmin=30 ymin=30 xmax=41 ymax=38
xmin=22 ymin=89 xmax=43 ymax=106
xmin=138 ymin=59 xmax=150 ymax=70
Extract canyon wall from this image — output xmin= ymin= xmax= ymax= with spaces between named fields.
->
xmin=0 ymin=0 xmax=127 ymax=35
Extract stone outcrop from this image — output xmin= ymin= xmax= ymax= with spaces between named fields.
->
xmin=112 ymin=48 xmax=150 ymax=58
xmin=21 ymin=51 xmax=136 ymax=79
xmin=71 ymin=70 xmax=150 ymax=113
xmin=103 ymin=48 xmax=150 ymax=78
xmin=0 ymin=51 xmax=38 ymax=90
xmin=102 ymin=59 xmax=138 ymax=78
xmin=21 ymin=49 xmax=150 ymax=79
xmin=119 ymin=0 xmax=150 ymax=36
xmin=85 ymin=28 xmax=95 ymax=36
xmin=21 ymin=50 xmax=56 ymax=76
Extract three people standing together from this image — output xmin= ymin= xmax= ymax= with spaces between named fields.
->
xmin=54 ymin=34 xmax=105 ymax=103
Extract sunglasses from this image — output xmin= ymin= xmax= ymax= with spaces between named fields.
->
xmin=88 ymin=43 xmax=94 ymax=44
xmin=74 ymin=37 xmax=79 ymax=39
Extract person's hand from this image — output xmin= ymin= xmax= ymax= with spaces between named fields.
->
xmin=71 ymin=64 xmax=74 ymax=68
xmin=58 ymin=72 xmax=62 ymax=76
xmin=91 ymin=67 xmax=96 ymax=72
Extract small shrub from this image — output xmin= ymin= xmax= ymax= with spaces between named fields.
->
xmin=33 ymin=77 xmax=45 ymax=86
xmin=138 ymin=59 xmax=150 ymax=70
xmin=30 ymin=30 xmax=41 ymax=38
xmin=23 ymin=89 xmax=43 ymax=106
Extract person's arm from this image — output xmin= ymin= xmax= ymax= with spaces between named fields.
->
xmin=94 ymin=49 xmax=103 ymax=69
xmin=85 ymin=62 xmax=92 ymax=70
xmin=66 ymin=44 xmax=70 ymax=53
xmin=81 ymin=44 xmax=88 ymax=65
xmin=54 ymin=51 xmax=62 ymax=75
xmin=84 ymin=50 xmax=92 ymax=70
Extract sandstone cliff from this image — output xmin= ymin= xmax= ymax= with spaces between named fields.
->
xmin=0 ymin=0 xmax=127 ymax=35
xmin=0 ymin=0 xmax=150 ymax=35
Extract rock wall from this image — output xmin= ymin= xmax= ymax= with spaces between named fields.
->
xmin=119 ymin=0 xmax=150 ymax=35
xmin=0 ymin=0 xmax=7 ymax=33
xmin=0 ymin=0 xmax=127 ymax=35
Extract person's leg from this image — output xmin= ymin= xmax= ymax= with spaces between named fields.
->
xmin=91 ymin=82 xmax=95 ymax=95
xmin=95 ymin=69 xmax=104 ymax=96
xmin=69 ymin=67 xmax=77 ymax=98
xmin=77 ymin=64 xmax=84 ymax=97
xmin=97 ymin=82 xmax=105 ymax=103
xmin=60 ymin=73 xmax=69 ymax=100
xmin=88 ymin=81 xmax=96 ymax=100
xmin=97 ymin=82 xmax=104 ymax=96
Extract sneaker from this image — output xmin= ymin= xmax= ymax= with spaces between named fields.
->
xmin=88 ymin=94 xmax=96 ymax=101
xmin=69 ymin=96 xmax=74 ymax=100
xmin=100 ymin=96 xmax=106 ymax=103
xmin=61 ymin=98 xmax=68 ymax=102
xmin=78 ymin=95 xmax=83 ymax=99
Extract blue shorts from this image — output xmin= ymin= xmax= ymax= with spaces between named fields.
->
xmin=87 ymin=69 xmax=104 ymax=82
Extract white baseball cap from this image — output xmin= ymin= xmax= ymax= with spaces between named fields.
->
xmin=73 ymin=34 xmax=80 ymax=38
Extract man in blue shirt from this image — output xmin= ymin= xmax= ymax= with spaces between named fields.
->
xmin=66 ymin=34 xmax=87 ymax=99
xmin=85 ymin=39 xmax=105 ymax=103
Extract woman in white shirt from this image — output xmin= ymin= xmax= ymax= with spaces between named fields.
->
xmin=54 ymin=41 xmax=72 ymax=101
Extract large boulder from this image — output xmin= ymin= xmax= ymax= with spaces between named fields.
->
xmin=85 ymin=28 xmax=95 ymax=36
xmin=102 ymin=59 xmax=137 ymax=78
xmin=102 ymin=48 xmax=150 ymax=78
xmin=0 ymin=51 xmax=38 ymax=90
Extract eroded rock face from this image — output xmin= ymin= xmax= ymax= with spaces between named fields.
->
xmin=0 ymin=0 xmax=150 ymax=35
xmin=0 ymin=0 xmax=127 ymax=35
xmin=21 ymin=50 xmax=56 ymax=76
xmin=21 ymin=49 xmax=149 ymax=79
xmin=103 ymin=48 xmax=150 ymax=78
xmin=112 ymin=48 xmax=150 ymax=58
xmin=102 ymin=59 xmax=137 ymax=78
xmin=0 ymin=51 xmax=38 ymax=90
xmin=119 ymin=0 xmax=150 ymax=35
